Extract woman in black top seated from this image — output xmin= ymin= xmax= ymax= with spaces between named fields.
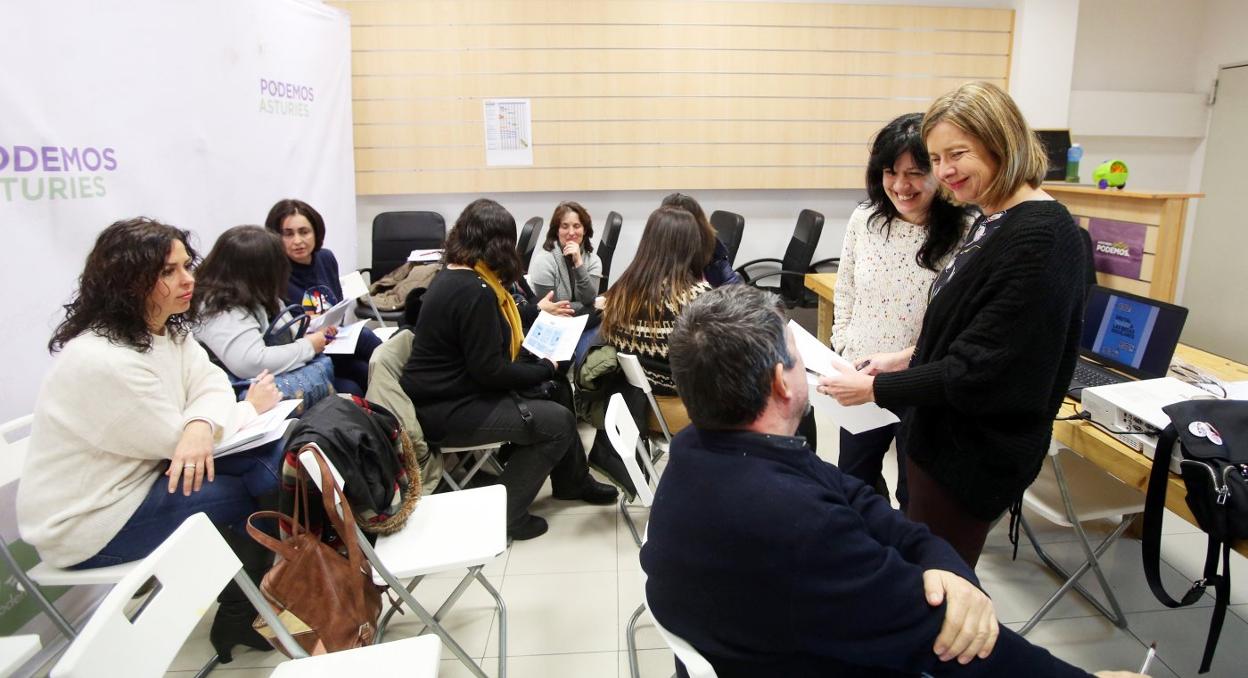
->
xmin=400 ymin=199 xmax=617 ymax=540
xmin=818 ymin=82 xmax=1088 ymax=567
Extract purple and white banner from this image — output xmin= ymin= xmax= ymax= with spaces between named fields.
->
xmin=1087 ymin=217 xmax=1147 ymax=279
xmin=0 ymin=1 xmax=354 ymax=669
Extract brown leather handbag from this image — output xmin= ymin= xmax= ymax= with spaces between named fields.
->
xmin=246 ymin=445 xmax=383 ymax=656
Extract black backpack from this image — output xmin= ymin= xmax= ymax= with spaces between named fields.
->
xmin=1142 ymin=398 xmax=1248 ymax=673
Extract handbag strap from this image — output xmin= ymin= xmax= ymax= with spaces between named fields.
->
xmin=266 ymin=304 xmax=310 ymax=344
xmin=302 ymin=445 xmax=371 ymax=578
xmin=1143 ymin=424 xmax=1210 ymax=607
xmin=246 ymin=510 xmax=309 ymax=561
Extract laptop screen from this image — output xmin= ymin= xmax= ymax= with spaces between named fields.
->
xmin=1080 ymin=286 xmax=1188 ymax=379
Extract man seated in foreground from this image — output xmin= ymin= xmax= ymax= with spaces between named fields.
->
xmin=640 ymin=285 xmax=1145 ymax=678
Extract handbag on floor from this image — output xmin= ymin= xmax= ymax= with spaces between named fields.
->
xmin=246 ymin=445 xmax=383 ymax=656
xmin=1141 ymin=398 xmax=1248 ymax=673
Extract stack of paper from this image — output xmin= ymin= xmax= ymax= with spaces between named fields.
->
xmin=408 ymin=248 xmax=443 ymax=263
xmin=788 ymin=320 xmax=899 ymax=434
xmin=323 ymin=320 xmax=368 ymax=355
xmin=215 ymin=399 xmax=300 ymax=456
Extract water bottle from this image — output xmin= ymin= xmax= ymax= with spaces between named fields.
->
xmin=1065 ymin=143 xmax=1083 ymax=183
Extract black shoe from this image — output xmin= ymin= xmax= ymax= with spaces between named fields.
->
xmin=507 ymin=514 xmax=549 ymax=541
xmin=587 ymin=434 xmax=638 ymax=501
xmin=210 ymin=600 xmax=272 ymax=663
xmin=553 ymin=478 xmax=620 ymax=505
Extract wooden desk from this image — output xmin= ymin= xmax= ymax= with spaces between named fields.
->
xmin=804 ymin=272 xmax=1248 ymax=556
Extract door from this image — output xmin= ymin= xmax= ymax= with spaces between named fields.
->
xmin=1183 ymin=64 xmax=1248 ymax=362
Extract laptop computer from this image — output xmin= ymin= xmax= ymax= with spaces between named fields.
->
xmin=1068 ymin=285 xmax=1188 ymax=399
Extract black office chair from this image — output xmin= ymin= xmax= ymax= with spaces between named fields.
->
xmin=517 ymin=216 xmax=543 ymax=273
xmin=597 ymin=211 xmax=623 ymax=293
xmin=734 ymin=209 xmax=825 ymax=308
xmin=709 ymin=209 xmax=745 ymax=267
xmin=356 ymin=211 xmax=446 ymax=323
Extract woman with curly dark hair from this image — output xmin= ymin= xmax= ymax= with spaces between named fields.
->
xmin=830 ymin=113 xmax=971 ymax=510
xmin=401 ymin=199 xmax=617 ymax=540
xmin=18 ymin=218 xmax=284 ymax=663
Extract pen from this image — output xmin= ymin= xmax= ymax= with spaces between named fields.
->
xmin=855 ymin=359 xmax=872 ymax=371
xmin=1139 ymin=641 xmax=1156 ymax=673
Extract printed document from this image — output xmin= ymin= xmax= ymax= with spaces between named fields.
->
xmin=522 ymin=312 xmax=589 ymax=362
xmin=215 ymin=399 xmax=300 ymax=456
xmin=788 ymin=320 xmax=900 ymax=434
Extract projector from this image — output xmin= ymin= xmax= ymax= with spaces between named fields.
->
xmin=1080 ymin=377 xmax=1219 ymax=473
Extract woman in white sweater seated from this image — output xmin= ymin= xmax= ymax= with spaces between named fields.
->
xmin=831 ymin=113 xmax=971 ymax=510
xmin=17 ymin=218 xmax=282 ymax=664
xmin=527 ymin=201 xmax=603 ymax=313
xmin=194 ymin=225 xmax=340 ymax=391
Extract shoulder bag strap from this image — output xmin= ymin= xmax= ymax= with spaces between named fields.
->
xmin=305 ymin=446 xmax=371 ymax=579
xmin=1143 ymin=424 xmax=1212 ymax=608
xmin=1198 ymin=541 xmax=1232 ymax=673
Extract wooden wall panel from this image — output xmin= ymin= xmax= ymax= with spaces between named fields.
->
xmin=331 ymin=0 xmax=1014 ymax=194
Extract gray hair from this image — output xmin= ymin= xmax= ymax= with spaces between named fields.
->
xmin=668 ymin=285 xmax=795 ymax=429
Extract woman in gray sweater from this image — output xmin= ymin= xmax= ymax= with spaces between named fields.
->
xmin=527 ymin=201 xmax=602 ymax=312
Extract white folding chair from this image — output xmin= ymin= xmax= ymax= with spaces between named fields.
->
xmin=49 ymin=512 xmax=440 ymax=678
xmin=617 ymin=353 xmax=672 ymax=458
xmin=1017 ymin=441 xmax=1145 ymax=635
xmin=0 ymin=415 xmax=117 ymax=641
xmin=437 ymin=441 xmax=508 ymax=491
xmin=339 ymin=270 xmax=387 ymax=329
xmin=650 ymin=605 xmax=718 ymax=678
xmin=604 ymin=394 xmax=659 ymax=548
xmin=0 ymin=635 xmax=42 ymax=676
xmin=298 ymin=446 xmax=507 ymax=678
xmin=1 ymin=416 xmax=282 ymax=677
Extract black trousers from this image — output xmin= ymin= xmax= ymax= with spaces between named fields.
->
xmin=433 ymin=395 xmax=589 ymax=528
xmin=837 ymin=421 xmax=906 ymax=510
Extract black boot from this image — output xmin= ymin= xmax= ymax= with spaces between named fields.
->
xmin=211 ymin=530 xmax=275 ymax=663
xmin=587 ymin=431 xmax=638 ymax=500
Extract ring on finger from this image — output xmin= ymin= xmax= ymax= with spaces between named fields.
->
xmin=184 ymin=462 xmax=196 ymax=469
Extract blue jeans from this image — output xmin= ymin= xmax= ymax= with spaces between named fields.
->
xmin=69 ymin=441 xmax=285 ymax=569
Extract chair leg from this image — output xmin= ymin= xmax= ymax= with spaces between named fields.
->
xmin=354 ymin=528 xmax=502 ymax=678
xmin=1018 ymin=454 xmax=1134 ymax=635
xmin=626 ymin=602 xmax=645 ymax=678
xmin=621 ymin=496 xmax=643 ymax=548
xmin=0 ymin=543 xmax=77 ymax=639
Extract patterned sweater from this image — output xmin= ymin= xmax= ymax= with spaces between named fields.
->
xmin=605 ymin=281 xmax=712 ymax=395
xmin=832 ymin=205 xmax=963 ymax=362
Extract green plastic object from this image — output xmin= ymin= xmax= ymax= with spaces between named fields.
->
xmin=1093 ymin=160 xmax=1129 ymax=190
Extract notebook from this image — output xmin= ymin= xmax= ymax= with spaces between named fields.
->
xmin=1068 ymin=286 xmax=1188 ymax=399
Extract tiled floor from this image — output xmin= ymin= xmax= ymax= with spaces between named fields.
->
xmin=160 ymin=412 xmax=1248 ymax=678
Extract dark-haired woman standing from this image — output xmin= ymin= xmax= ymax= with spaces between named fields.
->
xmin=194 ymin=225 xmax=343 ymax=390
xmin=18 ymin=218 xmax=283 ymax=662
xmin=265 ymin=198 xmax=379 ymax=394
xmin=401 ymin=199 xmax=617 ymax=540
xmin=832 ymin=113 xmax=970 ymax=510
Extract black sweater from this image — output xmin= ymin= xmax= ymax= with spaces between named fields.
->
xmin=400 ymin=269 xmax=553 ymax=440
xmin=874 ymin=200 xmax=1086 ymax=520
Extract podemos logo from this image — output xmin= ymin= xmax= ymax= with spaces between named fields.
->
xmin=0 ymin=145 xmax=117 ymax=202
xmin=1095 ymin=240 xmax=1132 ymax=257
xmin=259 ymin=78 xmax=313 ymax=118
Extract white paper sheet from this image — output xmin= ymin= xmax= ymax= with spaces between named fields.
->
xmin=216 ymin=399 xmax=300 ymax=456
xmin=323 ymin=320 xmax=367 ymax=355
xmin=407 ymin=248 xmax=443 ymax=263
xmin=306 ymin=298 xmax=351 ymax=332
xmin=788 ymin=320 xmax=900 ymax=435
xmin=483 ymin=98 xmax=534 ymax=166
xmin=522 ymin=312 xmax=589 ymax=362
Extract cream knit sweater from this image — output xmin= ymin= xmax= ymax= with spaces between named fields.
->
xmin=17 ymin=331 xmax=254 ymax=567
xmin=831 ymin=205 xmax=961 ymax=362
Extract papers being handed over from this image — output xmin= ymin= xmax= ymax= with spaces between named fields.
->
xmin=323 ymin=320 xmax=368 ymax=355
xmin=215 ymin=399 xmax=300 ymax=457
xmin=408 ymin=248 xmax=443 ymax=263
xmin=306 ymin=298 xmax=351 ymax=333
xmin=788 ymin=320 xmax=900 ymax=435
xmin=522 ymin=312 xmax=589 ymax=362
